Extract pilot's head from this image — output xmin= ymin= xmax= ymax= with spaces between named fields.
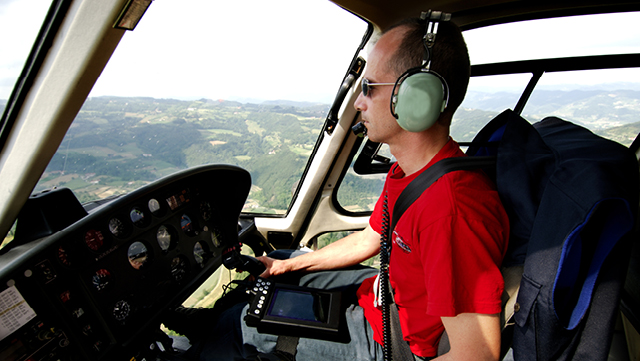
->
xmin=354 ymin=17 xmax=469 ymax=143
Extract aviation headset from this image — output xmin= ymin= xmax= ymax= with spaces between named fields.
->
xmin=390 ymin=10 xmax=451 ymax=132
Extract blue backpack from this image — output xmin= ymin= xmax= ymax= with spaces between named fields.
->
xmin=467 ymin=109 xmax=638 ymax=360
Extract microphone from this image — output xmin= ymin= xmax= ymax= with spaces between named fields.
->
xmin=352 ymin=122 xmax=367 ymax=137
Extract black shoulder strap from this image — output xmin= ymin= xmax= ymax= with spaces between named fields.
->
xmin=389 ymin=156 xmax=496 ymax=239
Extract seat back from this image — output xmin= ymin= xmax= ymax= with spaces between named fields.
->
xmin=467 ymin=109 xmax=639 ymax=361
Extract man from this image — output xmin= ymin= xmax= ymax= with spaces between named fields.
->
xmin=258 ymin=18 xmax=508 ymax=361
xmin=183 ymin=17 xmax=508 ymax=361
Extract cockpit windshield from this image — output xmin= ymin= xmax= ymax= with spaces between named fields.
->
xmin=0 ymin=0 xmax=51 ymax=103
xmin=23 ymin=0 xmax=367 ymax=214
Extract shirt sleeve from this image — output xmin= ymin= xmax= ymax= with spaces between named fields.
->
xmin=369 ymin=185 xmax=386 ymax=235
xmin=419 ymin=214 xmax=506 ymax=317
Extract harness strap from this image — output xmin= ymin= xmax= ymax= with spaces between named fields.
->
xmin=390 ymin=301 xmax=415 ymax=361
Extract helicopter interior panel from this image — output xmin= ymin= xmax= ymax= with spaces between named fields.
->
xmin=0 ymin=165 xmax=251 ymax=361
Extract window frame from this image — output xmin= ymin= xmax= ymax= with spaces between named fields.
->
xmin=334 ymin=43 xmax=640 ymax=216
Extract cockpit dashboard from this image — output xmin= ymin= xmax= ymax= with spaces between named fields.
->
xmin=0 ymin=165 xmax=250 ymax=361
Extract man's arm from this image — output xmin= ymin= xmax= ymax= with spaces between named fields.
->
xmin=437 ymin=313 xmax=501 ymax=361
xmin=257 ymin=224 xmax=380 ymax=278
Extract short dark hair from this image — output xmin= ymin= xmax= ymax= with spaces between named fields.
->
xmin=384 ymin=18 xmax=470 ymax=123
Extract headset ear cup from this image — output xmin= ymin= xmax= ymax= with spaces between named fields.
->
xmin=394 ymin=72 xmax=446 ymax=132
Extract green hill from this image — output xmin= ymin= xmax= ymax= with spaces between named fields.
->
xmin=8 ymin=88 xmax=640 ymax=213
xmin=37 ymin=97 xmax=328 ymax=212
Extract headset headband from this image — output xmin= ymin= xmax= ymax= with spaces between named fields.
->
xmin=420 ymin=10 xmax=451 ymax=70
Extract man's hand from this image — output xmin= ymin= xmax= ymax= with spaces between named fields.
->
xmin=256 ymin=256 xmax=290 ymax=278
xmin=254 ymin=225 xmax=380 ymax=279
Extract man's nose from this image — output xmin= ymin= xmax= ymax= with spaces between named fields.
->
xmin=354 ymin=92 xmax=366 ymax=112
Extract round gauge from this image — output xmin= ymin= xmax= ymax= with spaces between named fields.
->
xmin=84 ymin=230 xmax=105 ymax=252
xmin=108 ymin=217 xmax=128 ymax=238
xmin=113 ymin=300 xmax=131 ymax=322
xmin=128 ymin=242 xmax=149 ymax=270
xmin=200 ymin=201 xmax=212 ymax=221
xmin=156 ymin=225 xmax=174 ymax=252
xmin=210 ymin=229 xmax=222 ymax=248
xmin=181 ymin=214 xmax=197 ymax=236
xmin=91 ymin=269 xmax=111 ymax=291
xmin=193 ymin=242 xmax=208 ymax=267
xmin=170 ymin=256 xmax=188 ymax=283
xmin=130 ymin=207 xmax=149 ymax=227
xmin=148 ymin=198 xmax=163 ymax=216
xmin=57 ymin=245 xmax=72 ymax=267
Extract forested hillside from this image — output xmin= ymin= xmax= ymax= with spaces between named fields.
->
xmin=3 ymin=87 xmax=639 ymax=214
xmin=35 ymin=97 xmax=332 ymax=212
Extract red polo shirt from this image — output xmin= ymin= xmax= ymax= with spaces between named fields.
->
xmin=357 ymin=139 xmax=509 ymax=357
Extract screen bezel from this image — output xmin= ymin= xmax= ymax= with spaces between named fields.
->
xmin=258 ymin=283 xmax=342 ymax=334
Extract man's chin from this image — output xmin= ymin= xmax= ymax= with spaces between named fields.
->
xmin=366 ymin=132 xmax=381 ymax=143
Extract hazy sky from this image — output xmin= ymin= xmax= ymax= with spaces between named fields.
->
xmin=2 ymin=1 xmax=640 ymax=103
xmin=0 ymin=0 xmax=51 ymax=100
xmin=1 ymin=0 xmax=368 ymax=103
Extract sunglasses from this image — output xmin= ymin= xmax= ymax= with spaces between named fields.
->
xmin=361 ymin=78 xmax=395 ymax=97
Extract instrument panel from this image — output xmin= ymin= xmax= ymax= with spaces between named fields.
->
xmin=0 ymin=165 xmax=251 ymax=361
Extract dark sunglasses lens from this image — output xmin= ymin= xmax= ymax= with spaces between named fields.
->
xmin=362 ymin=79 xmax=370 ymax=96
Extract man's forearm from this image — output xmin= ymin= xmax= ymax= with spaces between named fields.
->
xmin=437 ymin=313 xmax=501 ymax=361
xmin=260 ymin=225 xmax=380 ymax=277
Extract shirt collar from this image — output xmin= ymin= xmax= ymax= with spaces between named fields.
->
xmin=390 ymin=138 xmax=462 ymax=180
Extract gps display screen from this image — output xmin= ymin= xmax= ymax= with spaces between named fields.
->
xmin=267 ymin=289 xmax=327 ymax=322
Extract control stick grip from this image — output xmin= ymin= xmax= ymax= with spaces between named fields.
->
xmin=237 ymin=254 xmax=267 ymax=276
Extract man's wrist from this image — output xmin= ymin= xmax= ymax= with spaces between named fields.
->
xmin=271 ymin=258 xmax=289 ymax=276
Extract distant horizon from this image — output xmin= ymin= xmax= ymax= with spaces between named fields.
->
xmin=5 ymin=81 xmax=640 ymax=107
